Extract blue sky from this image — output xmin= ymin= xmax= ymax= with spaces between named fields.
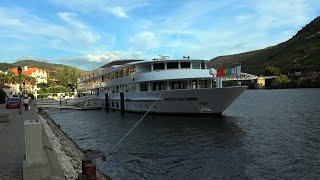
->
xmin=0 ymin=0 xmax=319 ymax=70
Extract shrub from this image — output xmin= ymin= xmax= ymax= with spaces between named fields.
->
xmin=276 ymin=75 xmax=291 ymax=88
xmin=0 ymin=88 xmax=6 ymax=104
xmin=27 ymin=93 xmax=35 ymax=100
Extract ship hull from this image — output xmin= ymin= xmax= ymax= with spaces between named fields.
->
xmin=104 ymin=86 xmax=247 ymax=114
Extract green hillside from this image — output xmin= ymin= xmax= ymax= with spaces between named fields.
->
xmin=210 ymin=16 xmax=320 ymax=76
xmin=1 ymin=60 xmax=87 ymax=78
xmin=0 ymin=63 xmax=15 ymax=72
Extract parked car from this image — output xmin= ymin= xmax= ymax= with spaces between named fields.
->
xmin=6 ymin=97 xmax=21 ymax=109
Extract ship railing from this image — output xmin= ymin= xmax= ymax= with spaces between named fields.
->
xmin=66 ymin=94 xmax=99 ymax=105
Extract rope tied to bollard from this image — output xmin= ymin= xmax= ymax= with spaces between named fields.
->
xmin=104 ymin=92 xmax=162 ymax=158
xmin=79 ymin=92 xmax=162 ymax=179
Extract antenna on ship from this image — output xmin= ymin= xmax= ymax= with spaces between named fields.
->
xmin=152 ymin=55 xmax=170 ymax=60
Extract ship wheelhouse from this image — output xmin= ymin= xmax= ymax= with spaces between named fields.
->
xmin=99 ymin=59 xmax=213 ymax=94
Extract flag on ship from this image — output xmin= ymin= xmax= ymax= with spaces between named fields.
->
xmin=231 ymin=65 xmax=241 ymax=76
xmin=226 ymin=66 xmax=232 ymax=76
xmin=217 ymin=68 xmax=225 ymax=77
xmin=216 ymin=65 xmax=241 ymax=77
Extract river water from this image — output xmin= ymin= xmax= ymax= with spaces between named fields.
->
xmin=46 ymin=89 xmax=320 ymax=179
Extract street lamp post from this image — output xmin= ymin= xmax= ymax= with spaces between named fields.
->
xmin=18 ymin=66 xmax=22 ymax=114
xmin=23 ymin=81 xmax=26 ymax=96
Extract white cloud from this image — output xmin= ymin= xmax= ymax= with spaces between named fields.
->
xmin=61 ymin=51 xmax=144 ymax=70
xmin=1 ymin=18 xmax=25 ymax=27
xmin=50 ymin=0 xmax=148 ymax=18
xmin=57 ymin=12 xmax=100 ymax=44
xmin=0 ymin=6 xmax=109 ymax=56
xmin=125 ymin=0 xmax=317 ymax=59
xmin=253 ymin=0 xmax=311 ymax=29
xmin=129 ymin=31 xmax=159 ymax=50
xmin=110 ymin=7 xmax=128 ymax=18
xmin=1 ymin=0 xmax=319 ymax=68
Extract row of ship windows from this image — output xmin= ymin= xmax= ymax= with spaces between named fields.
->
xmin=110 ymin=101 xmax=120 ymax=108
xmin=99 ymin=61 xmax=206 ymax=81
xmin=104 ymin=80 xmax=212 ymax=93
xmin=102 ymin=66 xmax=136 ymax=81
xmin=108 ymin=101 xmax=156 ymax=110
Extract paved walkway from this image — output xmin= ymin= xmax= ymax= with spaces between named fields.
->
xmin=0 ymin=103 xmax=65 ymax=180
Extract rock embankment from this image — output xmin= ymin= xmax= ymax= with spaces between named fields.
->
xmin=38 ymin=110 xmax=110 ymax=180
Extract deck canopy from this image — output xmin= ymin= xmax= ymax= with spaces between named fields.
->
xmin=100 ymin=59 xmax=145 ymax=68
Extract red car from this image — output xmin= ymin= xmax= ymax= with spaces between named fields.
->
xmin=6 ymin=97 xmax=21 ymax=109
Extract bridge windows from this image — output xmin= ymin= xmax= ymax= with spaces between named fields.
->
xmin=114 ymin=71 xmax=119 ymax=79
xmin=140 ymin=83 xmax=149 ymax=91
xmin=118 ymin=70 xmax=123 ymax=77
xmin=152 ymin=81 xmax=166 ymax=91
xmin=130 ymin=83 xmax=136 ymax=92
xmin=167 ymin=62 xmax=179 ymax=69
xmin=201 ymin=62 xmax=206 ymax=69
xmin=192 ymin=80 xmax=198 ymax=89
xmin=130 ymin=66 xmax=136 ymax=75
xmin=123 ymin=67 xmax=129 ymax=76
xmin=138 ymin=64 xmax=152 ymax=73
xmin=191 ymin=62 xmax=206 ymax=69
xmin=199 ymin=80 xmax=210 ymax=88
xmin=153 ymin=63 xmax=165 ymax=70
xmin=191 ymin=62 xmax=201 ymax=69
xmin=170 ymin=80 xmax=187 ymax=90
xmin=180 ymin=62 xmax=191 ymax=68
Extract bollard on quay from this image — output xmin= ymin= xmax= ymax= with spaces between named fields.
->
xmin=120 ymin=92 xmax=125 ymax=115
xmin=84 ymin=163 xmax=97 ymax=180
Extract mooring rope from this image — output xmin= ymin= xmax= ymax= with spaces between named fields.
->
xmin=104 ymin=92 xmax=162 ymax=158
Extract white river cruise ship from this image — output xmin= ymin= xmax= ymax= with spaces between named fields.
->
xmin=75 ymin=58 xmax=247 ymax=114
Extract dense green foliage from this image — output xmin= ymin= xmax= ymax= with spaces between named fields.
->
xmin=276 ymin=75 xmax=291 ymax=88
xmin=264 ymin=65 xmax=281 ymax=76
xmin=0 ymin=73 xmax=37 ymax=85
xmin=38 ymin=85 xmax=70 ymax=94
xmin=37 ymin=84 xmax=74 ymax=99
xmin=56 ymin=66 xmax=82 ymax=87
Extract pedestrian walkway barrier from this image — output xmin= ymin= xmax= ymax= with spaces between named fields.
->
xmin=23 ymin=119 xmax=49 ymax=180
xmin=0 ymin=113 xmax=9 ymax=123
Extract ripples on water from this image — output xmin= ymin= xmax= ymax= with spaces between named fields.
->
xmin=46 ymin=89 xmax=320 ymax=179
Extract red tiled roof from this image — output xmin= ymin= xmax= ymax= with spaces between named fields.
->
xmin=12 ymin=67 xmax=47 ymax=76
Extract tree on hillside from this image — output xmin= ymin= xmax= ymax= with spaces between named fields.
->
xmin=56 ymin=66 xmax=81 ymax=88
xmin=68 ymin=67 xmax=81 ymax=88
xmin=264 ymin=65 xmax=281 ymax=76
xmin=21 ymin=74 xmax=37 ymax=86
xmin=276 ymin=75 xmax=291 ymax=88
xmin=56 ymin=66 xmax=69 ymax=87
xmin=0 ymin=72 xmax=18 ymax=84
